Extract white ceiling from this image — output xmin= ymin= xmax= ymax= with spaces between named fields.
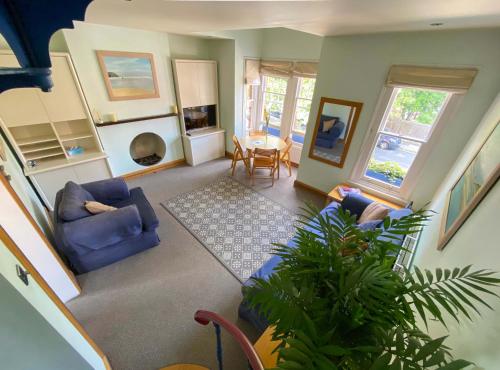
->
xmin=85 ymin=0 xmax=500 ymax=37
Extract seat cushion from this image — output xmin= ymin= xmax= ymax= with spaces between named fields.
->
xmin=58 ymin=181 xmax=95 ymax=222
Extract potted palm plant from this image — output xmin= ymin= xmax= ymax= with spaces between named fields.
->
xmin=244 ymin=207 xmax=500 ymax=369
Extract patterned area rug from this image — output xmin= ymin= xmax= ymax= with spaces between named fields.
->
xmin=161 ymin=177 xmax=298 ymax=282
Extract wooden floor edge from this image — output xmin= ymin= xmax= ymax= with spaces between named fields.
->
xmin=122 ymin=158 xmax=186 ymax=180
xmin=103 ymin=355 xmax=113 ymax=370
xmin=293 ymin=179 xmax=328 ymax=197
xmin=0 ymin=226 xmax=109 ymax=366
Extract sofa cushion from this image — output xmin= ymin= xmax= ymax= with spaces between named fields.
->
xmin=58 ymin=181 xmax=95 ymax=222
xmin=85 ymin=201 xmax=117 ymax=214
xmin=340 ymin=193 xmax=373 ymax=220
xmin=111 ymin=187 xmax=159 ymax=232
xmin=322 ymin=118 xmax=337 ymax=132
xmin=358 ymin=202 xmax=389 ymax=224
xmin=63 ymin=205 xmax=143 ymax=253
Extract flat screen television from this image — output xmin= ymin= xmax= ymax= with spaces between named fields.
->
xmin=183 ymin=105 xmax=217 ymax=132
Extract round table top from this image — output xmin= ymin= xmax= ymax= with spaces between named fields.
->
xmin=241 ymin=134 xmax=287 ymax=151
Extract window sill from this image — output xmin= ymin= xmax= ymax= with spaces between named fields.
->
xmin=347 ymin=179 xmax=409 ymax=208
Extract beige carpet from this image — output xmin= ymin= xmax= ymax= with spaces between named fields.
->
xmin=66 ymin=158 xmax=324 ymax=370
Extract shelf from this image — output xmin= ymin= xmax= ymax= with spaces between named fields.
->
xmin=59 ymin=132 xmax=94 ymax=142
xmin=21 ymin=142 xmax=63 ymax=154
xmin=17 ymin=135 xmax=59 ymax=146
xmin=24 ymin=148 xmax=65 ymax=161
xmin=95 ymin=113 xmax=178 ymax=127
xmin=25 ymin=150 xmax=108 ymax=176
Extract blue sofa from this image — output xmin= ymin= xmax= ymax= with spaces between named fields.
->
xmin=53 ymin=178 xmax=160 ymax=274
xmin=238 ymin=193 xmax=412 ymax=333
xmin=315 ymin=115 xmax=345 ymax=149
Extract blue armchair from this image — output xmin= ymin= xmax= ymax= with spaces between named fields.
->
xmin=315 ymin=115 xmax=345 ymax=149
xmin=238 ymin=193 xmax=412 ymax=333
xmin=53 ymin=178 xmax=160 ymax=274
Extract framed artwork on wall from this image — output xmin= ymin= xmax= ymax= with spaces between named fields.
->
xmin=96 ymin=50 xmax=160 ymax=101
xmin=438 ymin=121 xmax=499 ymax=250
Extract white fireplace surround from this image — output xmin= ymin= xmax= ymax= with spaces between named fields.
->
xmin=96 ymin=116 xmax=184 ymax=176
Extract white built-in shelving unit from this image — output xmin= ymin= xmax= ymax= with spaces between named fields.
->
xmin=0 ymin=51 xmax=111 ymax=208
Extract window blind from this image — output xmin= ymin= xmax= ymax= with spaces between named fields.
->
xmin=245 ymin=59 xmax=261 ymax=85
xmin=386 ymin=65 xmax=478 ymax=92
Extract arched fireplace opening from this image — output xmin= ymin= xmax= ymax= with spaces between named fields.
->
xmin=129 ymin=133 xmax=166 ymax=167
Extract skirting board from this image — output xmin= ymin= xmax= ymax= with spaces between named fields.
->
xmin=225 ymin=151 xmax=299 ymax=168
xmin=293 ymin=179 xmax=328 ymax=197
xmin=122 ymin=158 xmax=186 ymax=180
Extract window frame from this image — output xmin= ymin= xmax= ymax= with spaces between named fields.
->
xmin=258 ymin=74 xmax=290 ymax=131
xmin=256 ymin=74 xmax=315 ymax=145
xmin=290 ymin=77 xmax=315 ymax=137
xmin=351 ymin=85 xmax=463 ymax=201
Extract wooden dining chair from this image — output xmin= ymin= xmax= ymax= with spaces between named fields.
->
xmin=251 ymin=148 xmax=279 ymax=185
xmin=280 ymin=137 xmax=293 ymax=176
xmin=249 ymin=130 xmax=266 ymax=136
xmin=231 ymin=135 xmax=251 ymax=176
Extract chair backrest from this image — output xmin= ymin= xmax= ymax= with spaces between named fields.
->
xmin=254 ymin=148 xmax=277 ymax=158
xmin=195 ymin=310 xmax=265 ymax=370
xmin=249 ymin=130 xmax=266 ymax=136
xmin=232 ymin=135 xmax=245 ymax=154
xmin=282 ymin=137 xmax=293 ymax=156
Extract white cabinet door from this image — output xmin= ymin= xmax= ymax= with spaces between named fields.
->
xmin=39 ymin=56 xmax=87 ymax=123
xmin=175 ymin=61 xmax=200 ymax=108
xmin=0 ymin=53 xmax=49 ymax=126
xmin=198 ymin=62 xmax=217 ymax=106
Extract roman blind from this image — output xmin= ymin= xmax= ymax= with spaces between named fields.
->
xmin=386 ymin=65 xmax=478 ymax=92
xmin=245 ymin=59 xmax=261 ymax=85
xmin=292 ymin=62 xmax=319 ymax=78
xmin=260 ymin=60 xmax=293 ymax=78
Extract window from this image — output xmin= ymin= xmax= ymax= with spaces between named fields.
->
xmin=257 ymin=75 xmax=316 ymax=142
xmin=293 ymin=77 xmax=315 ymax=134
xmin=261 ymin=76 xmax=288 ymax=128
xmin=352 ymin=86 xmax=455 ymax=198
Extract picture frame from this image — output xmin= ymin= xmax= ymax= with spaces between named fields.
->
xmin=308 ymin=97 xmax=363 ymax=168
xmin=438 ymin=121 xmax=499 ymax=250
xmin=96 ymin=50 xmax=160 ymax=101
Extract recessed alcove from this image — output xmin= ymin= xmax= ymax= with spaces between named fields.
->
xmin=129 ymin=132 xmax=166 ymax=167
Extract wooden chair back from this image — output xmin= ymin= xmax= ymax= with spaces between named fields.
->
xmin=254 ymin=148 xmax=277 ymax=159
xmin=232 ymin=135 xmax=245 ymax=154
xmin=249 ymin=130 xmax=266 ymax=136
xmin=282 ymin=137 xmax=293 ymax=156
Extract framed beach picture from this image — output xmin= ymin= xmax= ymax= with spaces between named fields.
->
xmin=438 ymin=121 xmax=499 ymax=250
xmin=96 ymin=50 xmax=159 ymax=101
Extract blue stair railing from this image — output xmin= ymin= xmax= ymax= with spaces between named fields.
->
xmin=195 ymin=310 xmax=265 ymax=370
xmin=0 ymin=0 xmax=93 ymax=93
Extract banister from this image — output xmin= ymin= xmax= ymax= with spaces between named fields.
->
xmin=194 ymin=310 xmax=265 ymax=370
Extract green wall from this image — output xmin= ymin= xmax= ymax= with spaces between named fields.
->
xmin=0 ymin=274 xmax=92 ymax=370
xmin=412 ymin=94 xmax=500 ymax=369
xmin=261 ymin=27 xmax=323 ymax=61
xmin=168 ymin=33 xmax=211 ymax=59
xmin=297 ymin=28 xmax=500 ymax=207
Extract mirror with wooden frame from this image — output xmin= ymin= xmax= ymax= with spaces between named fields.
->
xmin=309 ymin=97 xmax=363 ymax=168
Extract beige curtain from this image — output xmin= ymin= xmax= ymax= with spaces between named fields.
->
xmin=386 ymin=65 xmax=478 ymax=92
xmin=245 ymin=59 xmax=261 ymax=85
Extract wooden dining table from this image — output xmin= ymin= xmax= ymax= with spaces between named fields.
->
xmin=240 ymin=134 xmax=287 ymax=179
xmin=240 ymin=134 xmax=287 ymax=151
